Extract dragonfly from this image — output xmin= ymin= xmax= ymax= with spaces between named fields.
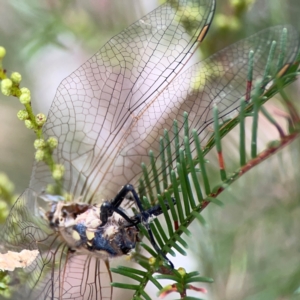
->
xmin=2 ymin=0 xmax=300 ymax=299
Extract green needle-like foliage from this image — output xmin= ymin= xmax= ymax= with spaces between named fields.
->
xmin=1 ymin=5 xmax=300 ymax=300
xmin=111 ymin=29 xmax=300 ymax=299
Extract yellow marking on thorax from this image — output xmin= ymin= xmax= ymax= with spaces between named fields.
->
xmin=72 ymin=230 xmax=81 ymax=241
xmin=86 ymin=231 xmax=95 ymax=240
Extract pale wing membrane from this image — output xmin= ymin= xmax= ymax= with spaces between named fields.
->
xmin=31 ymin=252 xmax=112 ymax=300
xmin=58 ymin=255 xmax=112 ymax=300
xmin=3 ymin=1 xmax=215 ymax=299
xmin=101 ymin=25 xmax=300 ymax=195
xmin=46 ymin=25 xmax=298 ymax=202
xmin=2 ymin=191 xmax=112 ymax=300
xmin=29 ymin=0 xmax=215 ymax=203
xmin=3 ymin=0 xmax=215 ymax=300
xmin=2 ymin=188 xmax=59 ymax=300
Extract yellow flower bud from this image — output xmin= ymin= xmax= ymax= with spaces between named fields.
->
xmin=63 ymin=192 xmax=73 ymax=202
xmin=20 ymin=87 xmax=30 ymax=95
xmin=0 ymin=172 xmax=14 ymax=194
xmin=52 ymin=164 xmax=65 ymax=180
xmin=11 ymin=72 xmax=22 ymax=84
xmin=35 ymin=149 xmax=45 ymax=162
xmin=46 ymin=184 xmax=55 ymax=194
xmin=17 ymin=110 xmax=29 ymax=121
xmin=34 ymin=139 xmax=46 ymax=149
xmin=149 ymin=257 xmax=156 ymax=265
xmin=0 ymin=46 xmax=6 ymax=59
xmin=35 ymin=113 xmax=46 ymax=126
xmin=24 ymin=120 xmax=34 ymax=129
xmin=0 ymin=200 xmax=9 ymax=222
xmin=1 ymin=78 xmax=12 ymax=88
xmin=19 ymin=93 xmax=31 ymax=104
xmin=1 ymin=78 xmax=12 ymax=96
xmin=47 ymin=137 xmax=58 ymax=149
xmin=178 ymin=267 xmax=186 ymax=277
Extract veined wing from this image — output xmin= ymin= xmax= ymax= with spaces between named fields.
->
xmin=3 ymin=1 xmax=299 ymax=299
xmin=124 ymin=25 xmax=300 ymax=193
xmin=2 ymin=189 xmax=113 ymax=300
xmin=2 ymin=1 xmax=216 ymax=299
xmin=29 ymin=0 xmax=216 ymax=203
xmin=31 ymin=24 xmax=298 ymax=203
xmin=72 ymin=25 xmax=299 ymax=202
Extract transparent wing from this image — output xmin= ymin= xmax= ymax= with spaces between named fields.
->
xmin=2 ymin=189 xmax=112 ymax=300
xmin=29 ymin=0 xmax=215 ymax=202
xmin=66 ymin=25 xmax=299 ymax=202
xmin=3 ymin=1 xmax=216 ymax=299
xmin=33 ymin=24 xmax=299 ymax=203
xmin=124 ymin=25 xmax=300 ymax=193
xmin=7 ymin=27 xmax=298 ymax=299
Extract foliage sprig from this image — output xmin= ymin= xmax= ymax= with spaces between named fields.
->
xmin=110 ymin=28 xmax=300 ymax=299
xmin=0 ymin=46 xmax=64 ymax=195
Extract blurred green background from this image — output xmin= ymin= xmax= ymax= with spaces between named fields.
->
xmin=0 ymin=0 xmax=300 ymax=299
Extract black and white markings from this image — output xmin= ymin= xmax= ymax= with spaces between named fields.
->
xmin=42 ymin=184 xmax=172 ymax=262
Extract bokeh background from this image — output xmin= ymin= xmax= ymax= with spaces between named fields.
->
xmin=0 ymin=0 xmax=300 ymax=299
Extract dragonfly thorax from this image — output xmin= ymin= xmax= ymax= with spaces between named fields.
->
xmin=45 ymin=200 xmax=139 ymax=258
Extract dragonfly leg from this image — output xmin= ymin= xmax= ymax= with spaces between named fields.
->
xmin=99 ymin=184 xmax=175 ymax=268
xmin=99 ymin=184 xmax=137 ymax=226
